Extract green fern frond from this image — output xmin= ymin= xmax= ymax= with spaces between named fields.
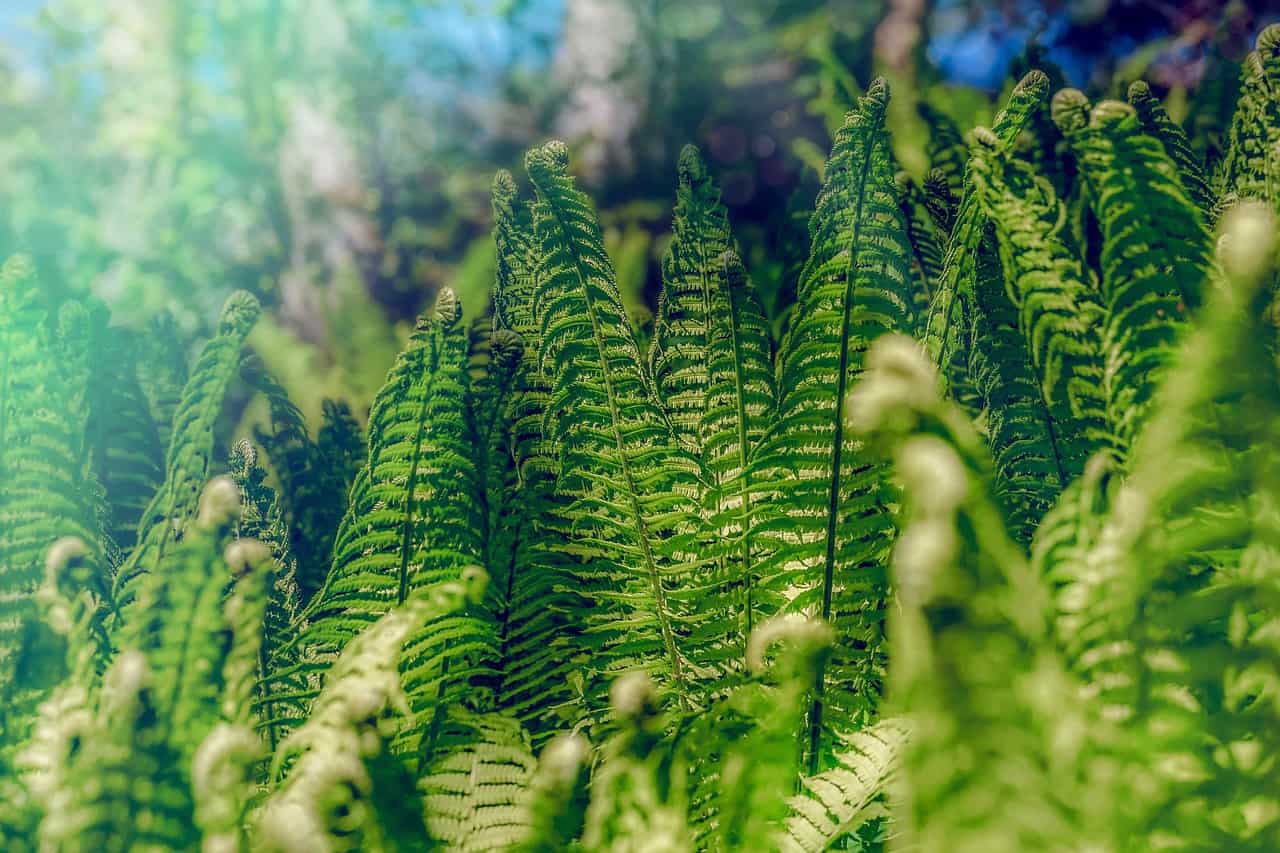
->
xmin=0 ymin=260 xmax=108 ymax=760
xmin=776 ymin=716 xmax=906 ymax=853
xmin=487 ymin=173 xmax=585 ymax=740
xmin=82 ymin=315 xmax=165 ymax=553
xmin=917 ymin=101 xmax=968 ymax=196
xmin=700 ymin=250 xmax=777 ymax=664
xmin=112 ymin=290 xmax=261 ymax=617
xmin=243 ymin=354 xmax=346 ymax=604
xmin=1053 ymin=90 xmax=1214 ymax=464
xmin=259 ymin=575 xmax=486 ymax=853
xmin=754 ymin=78 xmax=913 ymax=768
xmin=525 ymin=140 xmax=720 ymax=718
xmin=922 ymin=70 xmax=1050 ymax=393
xmin=1128 ymin=80 xmax=1216 ymax=216
xmin=301 ymin=289 xmax=496 ymax=762
xmin=649 ymin=145 xmax=735 ymax=453
xmin=1215 ymin=26 xmax=1280 ymax=207
xmin=418 ymin=709 xmax=537 ymax=850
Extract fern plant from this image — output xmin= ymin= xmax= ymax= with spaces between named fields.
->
xmin=4 ymin=23 xmax=1280 ymax=853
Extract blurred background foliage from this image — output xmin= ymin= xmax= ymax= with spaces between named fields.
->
xmin=0 ymin=0 xmax=1275 ymax=423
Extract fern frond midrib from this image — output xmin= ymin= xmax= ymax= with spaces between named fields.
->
xmin=809 ymin=97 xmax=883 ymax=776
xmin=540 ymin=197 xmax=691 ymax=712
xmin=722 ymin=259 xmax=758 ymax=643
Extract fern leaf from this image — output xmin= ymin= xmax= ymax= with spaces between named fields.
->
xmin=776 ymin=717 xmax=907 ymax=853
xmin=649 ymin=145 xmax=735 ymax=453
xmin=418 ymin=709 xmax=537 ymax=850
xmin=259 ymin=576 xmax=486 ymax=853
xmin=300 ymin=289 xmax=496 ymax=762
xmin=112 ymin=290 xmax=261 ymax=616
xmin=1053 ymin=91 xmax=1214 ymax=464
xmin=923 ymin=70 xmax=1050 ymax=395
xmin=83 ymin=316 xmax=165 ymax=553
xmin=1128 ymin=80 xmax=1216 ymax=217
xmin=699 ymin=250 xmax=777 ymax=672
xmin=917 ymin=101 xmax=968 ymax=196
xmin=754 ymin=79 xmax=914 ymax=769
xmin=0 ymin=260 xmax=108 ymax=762
xmin=1215 ymin=26 xmax=1280 ymax=207
xmin=525 ymin=140 xmax=719 ymax=717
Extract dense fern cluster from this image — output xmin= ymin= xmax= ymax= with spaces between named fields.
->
xmin=5 ymin=26 xmax=1280 ymax=852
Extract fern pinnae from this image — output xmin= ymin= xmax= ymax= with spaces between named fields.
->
xmin=1053 ymin=90 xmax=1215 ymax=464
xmin=111 ymin=290 xmax=261 ymax=619
xmin=649 ymin=144 xmax=735 ymax=454
xmin=755 ymin=78 xmax=914 ymax=771
xmin=700 ymin=249 xmax=777 ymax=658
xmin=0 ymin=260 xmax=108 ymax=775
xmin=922 ymin=69 xmax=1050 ymax=384
xmin=525 ymin=140 xmax=715 ymax=717
xmin=1127 ymin=80 xmax=1216 ymax=217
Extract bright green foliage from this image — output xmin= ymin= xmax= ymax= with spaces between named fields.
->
xmin=1128 ymin=80 xmax=1216 ymax=216
xmin=0 ymin=259 xmax=108 ymax=774
xmin=700 ymin=250 xmax=776 ymax=661
xmin=1053 ymin=89 xmax=1214 ymax=465
xmin=755 ymin=78 xmax=913 ymax=769
xmin=1216 ymin=25 xmax=1280 ymax=208
xmin=525 ymin=140 xmax=717 ymax=718
xmin=112 ymin=290 xmax=262 ymax=616
xmin=649 ymin=145 xmax=736 ymax=453
xmin=5 ymin=43 xmax=1280 ymax=853
xmin=300 ymin=288 xmax=494 ymax=764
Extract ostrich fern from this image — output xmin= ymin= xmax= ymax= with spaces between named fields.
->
xmin=4 ymin=26 xmax=1280 ymax=852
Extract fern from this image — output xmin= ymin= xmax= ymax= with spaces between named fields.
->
xmin=112 ymin=290 xmax=262 ymax=616
xmin=754 ymin=78 xmax=913 ymax=769
xmin=1053 ymin=89 xmax=1214 ymax=464
xmin=525 ymin=140 xmax=718 ymax=718
xmin=649 ymin=145 xmax=736 ymax=454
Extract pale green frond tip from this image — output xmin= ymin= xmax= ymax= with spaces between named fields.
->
xmin=1217 ymin=201 xmax=1277 ymax=288
xmin=610 ymin=671 xmax=659 ymax=721
xmin=45 ymin=536 xmax=90 ymax=576
xmin=490 ymin=328 xmax=524 ymax=369
xmin=1012 ymin=68 xmax=1049 ymax=98
xmin=865 ymin=75 xmax=889 ymax=105
xmin=677 ymin=143 xmax=709 ymax=183
xmin=746 ymin=614 xmax=834 ymax=675
xmin=492 ymin=168 xmax=518 ymax=204
xmin=231 ymin=437 xmax=258 ymax=472
xmin=540 ymin=732 xmax=590 ymax=784
xmin=1126 ymin=79 xmax=1153 ymax=102
xmin=1089 ymin=99 xmax=1137 ymax=128
xmin=844 ymin=334 xmax=937 ymax=435
xmin=433 ymin=286 xmax=461 ymax=328
xmin=525 ymin=139 xmax=571 ymax=178
xmin=896 ymin=435 xmax=967 ymax=515
xmin=197 ymin=476 xmax=244 ymax=529
xmin=1257 ymin=22 xmax=1280 ymax=53
xmin=972 ymin=126 xmax=999 ymax=149
xmin=224 ymin=538 xmax=271 ymax=577
xmin=218 ymin=289 xmax=261 ymax=335
xmin=1050 ymin=88 xmax=1090 ymax=133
